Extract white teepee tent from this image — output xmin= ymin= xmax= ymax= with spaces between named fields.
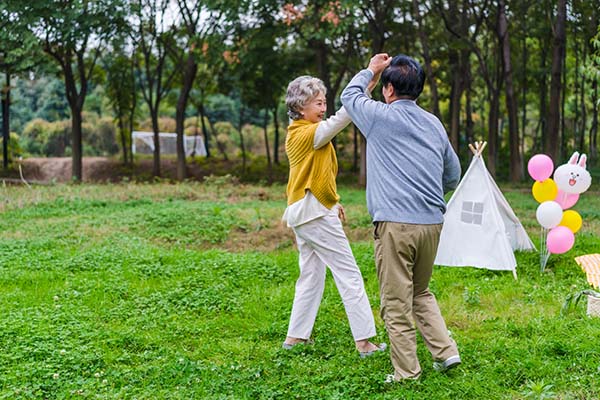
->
xmin=434 ymin=142 xmax=536 ymax=278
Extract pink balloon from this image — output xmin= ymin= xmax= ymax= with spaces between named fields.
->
xmin=554 ymin=189 xmax=579 ymax=210
xmin=547 ymin=226 xmax=575 ymax=254
xmin=528 ymin=154 xmax=554 ymax=181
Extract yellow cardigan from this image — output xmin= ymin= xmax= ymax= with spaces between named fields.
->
xmin=285 ymin=119 xmax=339 ymax=208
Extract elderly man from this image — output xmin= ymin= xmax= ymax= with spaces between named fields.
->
xmin=341 ymin=53 xmax=462 ymax=381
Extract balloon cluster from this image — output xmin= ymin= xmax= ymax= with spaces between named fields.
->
xmin=528 ymin=152 xmax=592 ymax=261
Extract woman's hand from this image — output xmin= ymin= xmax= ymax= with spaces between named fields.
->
xmin=338 ymin=204 xmax=347 ymax=223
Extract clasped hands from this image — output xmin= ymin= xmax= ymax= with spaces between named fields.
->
xmin=366 ymin=53 xmax=392 ymax=92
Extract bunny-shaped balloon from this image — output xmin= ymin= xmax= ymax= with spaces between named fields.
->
xmin=553 ymin=152 xmax=592 ymax=194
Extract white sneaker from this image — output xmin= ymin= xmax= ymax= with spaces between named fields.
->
xmin=433 ymin=355 xmax=461 ymax=372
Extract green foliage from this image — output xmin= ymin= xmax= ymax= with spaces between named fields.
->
xmin=9 ymin=76 xmax=68 ymax=134
xmin=205 ymin=94 xmax=237 ymax=126
xmin=561 ymin=288 xmax=600 ymax=315
xmin=238 ymin=155 xmax=289 ymax=183
xmin=83 ymin=115 xmax=119 ymax=156
xmin=83 ymin=85 xmax=109 ymax=118
xmin=213 ymin=121 xmax=238 ymax=156
xmin=35 ymin=78 xmax=70 ymax=122
xmin=522 ymin=380 xmax=556 ymax=399
xmin=4 ymin=132 xmax=22 ymax=161
xmin=462 ymin=287 xmax=481 ymax=306
xmin=0 ymin=182 xmax=599 ymax=398
xmin=20 ymin=114 xmax=120 ymax=157
xmin=0 ymin=0 xmax=41 ymax=75
xmin=585 ymin=24 xmax=600 ymax=105
xmin=21 ymin=118 xmax=70 ymax=156
xmin=138 ymin=117 xmax=177 ymax=133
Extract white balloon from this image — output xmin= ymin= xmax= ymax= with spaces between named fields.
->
xmin=536 ymin=201 xmax=563 ymax=229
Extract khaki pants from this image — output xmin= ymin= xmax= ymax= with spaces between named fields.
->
xmin=374 ymin=222 xmax=458 ymax=379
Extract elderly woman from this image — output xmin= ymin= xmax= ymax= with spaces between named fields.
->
xmin=282 ymin=75 xmax=386 ymax=356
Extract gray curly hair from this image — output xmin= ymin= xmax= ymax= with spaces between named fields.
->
xmin=285 ymin=76 xmax=327 ymax=120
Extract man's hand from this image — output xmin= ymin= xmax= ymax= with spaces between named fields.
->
xmin=367 ymin=53 xmax=392 ymax=75
xmin=338 ymin=204 xmax=347 ymax=223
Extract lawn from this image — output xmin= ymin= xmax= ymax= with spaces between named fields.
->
xmin=0 ymin=178 xmax=599 ymax=399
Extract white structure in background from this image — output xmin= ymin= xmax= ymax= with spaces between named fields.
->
xmin=132 ymin=131 xmax=206 ymax=157
xmin=434 ymin=141 xmax=536 ymax=279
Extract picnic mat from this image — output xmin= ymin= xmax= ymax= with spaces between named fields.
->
xmin=574 ymin=253 xmax=600 ymax=289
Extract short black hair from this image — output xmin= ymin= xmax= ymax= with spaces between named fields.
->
xmin=381 ymin=55 xmax=425 ymax=100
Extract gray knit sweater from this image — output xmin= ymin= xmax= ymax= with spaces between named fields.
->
xmin=341 ymin=69 xmax=461 ymax=224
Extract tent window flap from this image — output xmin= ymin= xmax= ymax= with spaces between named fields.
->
xmin=460 ymin=201 xmax=484 ymax=225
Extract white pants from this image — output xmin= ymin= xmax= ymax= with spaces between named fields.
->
xmin=286 ymin=210 xmax=377 ymax=341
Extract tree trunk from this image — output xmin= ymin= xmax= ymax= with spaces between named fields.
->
xmin=520 ymin=19 xmax=528 ymax=164
xmin=448 ymin=49 xmax=463 ymax=153
xmin=71 ymin=106 xmax=83 ymax=181
xmin=574 ymin=37 xmax=580 ymax=151
xmin=128 ymin=96 xmax=135 ymax=167
xmin=175 ymin=53 xmax=198 ymax=181
xmin=128 ymin=58 xmax=136 ymax=166
xmin=578 ymin=40 xmax=586 ymax=151
xmin=273 ymin=105 xmax=280 ymax=165
xmin=208 ymin=117 xmax=228 ymax=160
xmin=151 ymin=112 xmax=161 ymax=177
xmin=465 ymin=68 xmax=474 ymax=146
xmin=199 ymin=103 xmax=210 ymax=158
xmin=560 ymin=50 xmax=567 ymax=160
xmin=263 ymin=110 xmax=272 ymax=181
xmin=1 ymin=73 xmax=9 ymax=169
xmin=314 ymin=40 xmax=334 ymax=118
xmin=238 ymin=105 xmax=246 ymax=173
xmin=590 ymin=81 xmax=598 ymax=164
xmin=364 ymin=3 xmax=387 ymax=54
xmin=535 ymin=42 xmax=549 ymax=153
xmin=118 ymin=117 xmax=128 ymax=165
xmin=498 ymin=0 xmax=522 ymax=182
xmin=353 ymin=124 xmax=359 ymax=173
xmin=487 ymin=57 xmax=502 ymax=178
xmin=487 ymin=92 xmax=500 ymax=178
xmin=413 ymin=0 xmax=441 ymax=119
xmin=359 ymin=134 xmax=366 ymax=187
xmin=357 ymin=1 xmax=391 ymax=187
xmin=60 ymin=50 xmax=88 ymax=182
xmin=545 ymin=0 xmax=566 ymax=161
xmin=191 ymin=115 xmax=199 ymax=158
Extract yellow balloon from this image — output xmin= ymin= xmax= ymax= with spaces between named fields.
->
xmin=532 ymin=179 xmax=558 ymax=203
xmin=560 ymin=210 xmax=582 ymax=233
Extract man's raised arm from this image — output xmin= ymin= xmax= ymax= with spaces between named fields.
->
xmin=341 ymin=53 xmax=391 ymax=138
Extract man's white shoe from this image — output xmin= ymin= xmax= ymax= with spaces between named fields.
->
xmin=433 ymin=355 xmax=461 ymax=372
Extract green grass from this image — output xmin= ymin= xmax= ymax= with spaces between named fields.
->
xmin=0 ymin=180 xmax=599 ymax=399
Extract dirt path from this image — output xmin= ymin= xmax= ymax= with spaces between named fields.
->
xmin=15 ymin=156 xmax=289 ymax=184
